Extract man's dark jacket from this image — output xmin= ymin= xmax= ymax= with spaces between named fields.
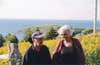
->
xmin=22 ymin=45 xmax=52 ymax=65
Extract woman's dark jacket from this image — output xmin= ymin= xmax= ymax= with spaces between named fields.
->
xmin=22 ymin=45 xmax=52 ymax=65
xmin=52 ymin=38 xmax=85 ymax=65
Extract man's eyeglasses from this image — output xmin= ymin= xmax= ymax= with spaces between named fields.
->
xmin=35 ymin=38 xmax=43 ymax=40
xmin=61 ymin=34 xmax=67 ymax=36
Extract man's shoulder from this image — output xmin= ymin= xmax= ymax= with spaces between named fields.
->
xmin=25 ymin=46 xmax=33 ymax=54
xmin=41 ymin=45 xmax=49 ymax=50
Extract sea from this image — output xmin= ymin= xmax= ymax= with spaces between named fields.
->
xmin=0 ymin=19 xmax=100 ymax=40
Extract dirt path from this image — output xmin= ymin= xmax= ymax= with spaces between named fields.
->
xmin=0 ymin=54 xmax=8 ymax=59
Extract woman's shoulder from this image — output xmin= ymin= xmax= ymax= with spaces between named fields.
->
xmin=71 ymin=38 xmax=81 ymax=46
xmin=72 ymin=38 xmax=80 ymax=42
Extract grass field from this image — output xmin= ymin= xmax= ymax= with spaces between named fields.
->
xmin=0 ymin=34 xmax=100 ymax=64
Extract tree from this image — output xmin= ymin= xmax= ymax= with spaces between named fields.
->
xmin=45 ymin=27 xmax=58 ymax=40
xmin=21 ymin=28 xmax=33 ymax=42
xmin=82 ymin=29 xmax=93 ymax=35
xmin=0 ymin=34 xmax=5 ymax=47
xmin=5 ymin=33 xmax=19 ymax=43
xmin=36 ymin=27 xmax=40 ymax=31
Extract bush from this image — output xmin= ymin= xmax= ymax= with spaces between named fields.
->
xmin=85 ymin=48 xmax=100 ymax=64
xmin=0 ymin=59 xmax=9 ymax=65
xmin=72 ymin=28 xmax=83 ymax=37
xmin=0 ymin=34 xmax=5 ymax=47
xmin=0 ymin=35 xmax=100 ymax=64
xmin=45 ymin=27 xmax=58 ymax=40
xmin=82 ymin=29 xmax=93 ymax=35
xmin=21 ymin=28 xmax=33 ymax=42
xmin=77 ymin=35 xmax=100 ymax=64
xmin=5 ymin=33 xmax=18 ymax=43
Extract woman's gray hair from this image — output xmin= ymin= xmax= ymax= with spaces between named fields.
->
xmin=58 ymin=25 xmax=73 ymax=36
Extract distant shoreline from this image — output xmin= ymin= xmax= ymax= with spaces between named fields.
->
xmin=0 ymin=19 xmax=100 ymax=40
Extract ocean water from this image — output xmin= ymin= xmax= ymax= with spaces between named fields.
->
xmin=0 ymin=19 xmax=100 ymax=40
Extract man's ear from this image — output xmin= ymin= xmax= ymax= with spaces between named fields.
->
xmin=33 ymin=39 xmax=37 ymax=42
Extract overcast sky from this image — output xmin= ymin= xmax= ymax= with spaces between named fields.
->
xmin=0 ymin=0 xmax=100 ymax=20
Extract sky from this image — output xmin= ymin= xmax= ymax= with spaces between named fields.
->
xmin=0 ymin=0 xmax=100 ymax=20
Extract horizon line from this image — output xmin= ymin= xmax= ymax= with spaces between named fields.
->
xmin=0 ymin=19 xmax=100 ymax=21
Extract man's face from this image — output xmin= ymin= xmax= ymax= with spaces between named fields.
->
xmin=33 ymin=38 xmax=43 ymax=47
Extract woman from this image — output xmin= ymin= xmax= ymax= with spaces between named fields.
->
xmin=52 ymin=25 xmax=85 ymax=65
xmin=23 ymin=31 xmax=52 ymax=65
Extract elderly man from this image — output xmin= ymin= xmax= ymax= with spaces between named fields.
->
xmin=23 ymin=31 xmax=52 ymax=65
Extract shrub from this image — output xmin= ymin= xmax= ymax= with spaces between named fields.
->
xmin=82 ymin=28 xmax=93 ymax=35
xmin=77 ymin=35 xmax=100 ymax=64
xmin=21 ymin=28 xmax=33 ymax=42
xmin=0 ymin=35 xmax=100 ymax=64
xmin=0 ymin=59 xmax=9 ymax=65
xmin=0 ymin=34 xmax=5 ymax=47
xmin=5 ymin=34 xmax=18 ymax=43
xmin=45 ymin=27 xmax=58 ymax=40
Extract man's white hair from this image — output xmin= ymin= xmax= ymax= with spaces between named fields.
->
xmin=58 ymin=25 xmax=71 ymax=35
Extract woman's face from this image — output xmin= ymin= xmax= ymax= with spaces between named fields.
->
xmin=60 ymin=30 xmax=71 ymax=39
